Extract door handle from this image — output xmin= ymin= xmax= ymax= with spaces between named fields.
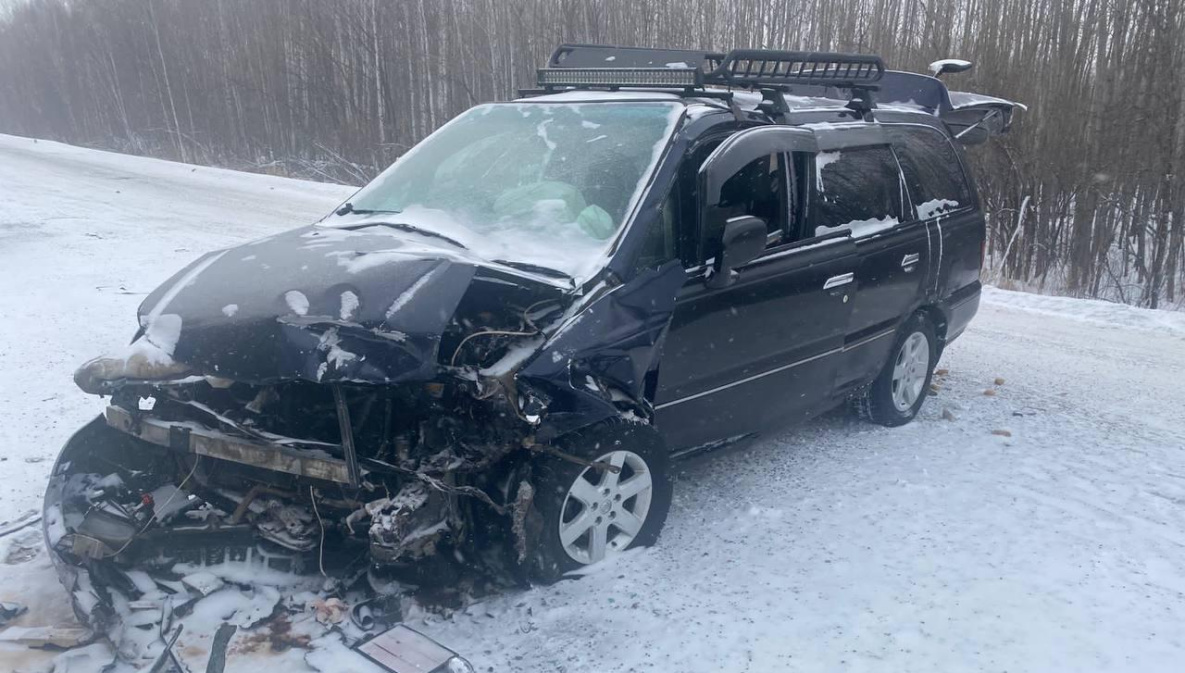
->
xmin=823 ymin=272 xmax=854 ymax=290
xmin=901 ymin=253 xmax=921 ymax=269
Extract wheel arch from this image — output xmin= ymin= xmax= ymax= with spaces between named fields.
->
xmin=914 ymin=303 xmax=950 ymax=356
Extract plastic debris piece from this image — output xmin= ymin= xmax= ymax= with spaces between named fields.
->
xmin=0 ymin=602 xmax=27 ymax=627
xmin=357 ymin=624 xmax=471 ymax=673
xmin=0 ymin=625 xmax=93 ymax=648
xmin=206 ymin=623 xmax=237 ymax=673
xmin=313 ymin=597 xmax=349 ymax=625
xmin=182 ymin=572 xmax=225 ymax=597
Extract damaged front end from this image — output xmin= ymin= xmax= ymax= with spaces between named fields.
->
xmin=43 ymin=222 xmax=685 ymax=648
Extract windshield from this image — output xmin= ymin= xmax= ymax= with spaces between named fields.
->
xmin=325 ymin=102 xmax=684 ymax=278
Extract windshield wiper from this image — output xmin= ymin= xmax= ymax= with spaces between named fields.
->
xmin=492 ymin=259 xmax=572 ymax=280
xmin=352 ymin=221 xmax=469 ymax=249
xmin=334 ymin=203 xmax=467 ymax=249
xmin=335 ymin=202 xmax=401 ymax=217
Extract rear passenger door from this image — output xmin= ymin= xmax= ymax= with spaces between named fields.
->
xmin=890 ymin=126 xmax=984 ymax=306
xmin=808 ymin=137 xmax=927 ymax=393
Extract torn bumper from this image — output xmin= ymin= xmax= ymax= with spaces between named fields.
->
xmin=103 ymin=404 xmax=353 ymax=484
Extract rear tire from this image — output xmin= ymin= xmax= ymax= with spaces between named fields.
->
xmin=854 ymin=313 xmax=937 ymax=427
xmin=523 ymin=421 xmax=672 ymax=585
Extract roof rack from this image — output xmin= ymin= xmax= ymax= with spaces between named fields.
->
xmin=712 ymin=49 xmax=883 ymax=89
xmin=535 ymin=44 xmax=885 ymax=93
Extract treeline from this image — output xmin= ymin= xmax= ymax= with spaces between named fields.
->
xmin=1 ymin=0 xmax=1183 ymax=308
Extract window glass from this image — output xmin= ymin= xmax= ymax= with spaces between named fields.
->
xmin=636 ymin=188 xmax=678 ymax=270
xmin=703 ymin=153 xmax=786 ymax=257
xmin=810 ymin=146 xmax=903 ymax=238
xmin=323 ymin=102 xmax=683 ymax=279
xmin=893 ymin=128 xmax=972 ymax=220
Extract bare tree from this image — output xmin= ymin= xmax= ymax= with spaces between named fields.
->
xmin=0 ymin=0 xmax=1181 ymax=308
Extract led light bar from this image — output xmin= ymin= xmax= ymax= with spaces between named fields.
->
xmin=537 ymin=67 xmax=703 ymax=89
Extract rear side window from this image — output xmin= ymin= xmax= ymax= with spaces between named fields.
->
xmin=893 ymin=128 xmax=972 ymax=220
xmin=809 ymin=146 xmax=903 ymax=238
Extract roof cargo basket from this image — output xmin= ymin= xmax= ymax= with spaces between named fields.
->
xmin=536 ymin=44 xmax=884 ymax=93
xmin=711 ymin=49 xmax=884 ymax=89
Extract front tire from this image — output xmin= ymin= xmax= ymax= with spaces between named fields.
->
xmin=523 ymin=421 xmax=672 ymax=585
xmin=854 ymin=313 xmax=937 ymax=427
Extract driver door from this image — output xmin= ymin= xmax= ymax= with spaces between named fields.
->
xmin=654 ymin=127 xmax=858 ymax=453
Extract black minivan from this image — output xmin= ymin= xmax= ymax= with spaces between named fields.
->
xmin=46 ymin=45 xmax=1022 ymax=628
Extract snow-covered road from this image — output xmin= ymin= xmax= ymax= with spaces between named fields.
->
xmin=1 ymin=133 xmax=1184 ymax=672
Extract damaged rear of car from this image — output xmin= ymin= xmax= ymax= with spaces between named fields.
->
xmin=44 ymin=100 xmax=689 ymax=644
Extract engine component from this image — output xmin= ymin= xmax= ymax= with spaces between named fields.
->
xmin=255 ymin=500 xmax=319 ymax=552
xmin=365 ymin=483 xmax=450 ymax=563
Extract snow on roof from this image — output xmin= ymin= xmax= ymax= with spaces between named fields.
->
xmin=518 ymin=87 xmax=938 ymax=119
xmin=948 ymin=90 xmax=1028 ymax=111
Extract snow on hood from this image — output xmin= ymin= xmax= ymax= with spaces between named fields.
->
xmin=131 ymin=225 xmax=564 ymax=385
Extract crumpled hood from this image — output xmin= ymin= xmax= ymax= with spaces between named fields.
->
xmin=132 ymin=225 xmax=557 ymax=385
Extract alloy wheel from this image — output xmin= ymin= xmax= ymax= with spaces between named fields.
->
xmin=891 ymin=331 xmax=930 ymax=412
xmin=558 ymin=450 xmax=653 ymax=564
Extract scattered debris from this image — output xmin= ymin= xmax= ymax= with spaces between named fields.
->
xmin=182 ymin=572 xmax=225 ymax=597
xmin=3 ymin=531 xmax=39 ymax=564
xmin=206 ymin=623 xmax=238 ymax=673
xmin=0 ymin=625 xmax=93 ymax=648
xmin=994 ymin=377 xmax=1006 ymax=385
xmin=0 ymin=601 xmax=27 ymax=627
xmin=983 ymin=389 xmax=998 ymax=396
xmin=941 ymin=408 xmax=957 ymax=422
xmin=357 ymin=624 xmax=474 ymax=673
xmin=0 ymin=510 xmax=42 ymax=538
xmin=47 ymin=642 xmax=116 ymax=673
xmin=313 ymin=597 xmax=349 ymax=625
xmin=934 ymin=368 xmax=949 ymax=376
xmin=146 ymin=625 xmax=184 ymax=673
xmin=991 ymin=429 xmax=1013 ymax=437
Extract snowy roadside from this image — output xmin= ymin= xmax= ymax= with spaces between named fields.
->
xmin=0 ymin=133 xmax=354 ymax=527
xmin=2 ymin=134 xmax=1184 ymax=672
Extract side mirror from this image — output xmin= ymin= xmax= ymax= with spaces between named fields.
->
xmin=708 ymin=216 xmax=766 ymax=289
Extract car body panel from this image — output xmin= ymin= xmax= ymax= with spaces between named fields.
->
xmin=655 ymin=237 xmax=857 ymax=449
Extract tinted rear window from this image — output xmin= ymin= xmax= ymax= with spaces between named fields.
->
xmin=893 ymin=128 xmax=973 ymax=220
xmin=810 ymin=146 xmax=904 ymax=238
